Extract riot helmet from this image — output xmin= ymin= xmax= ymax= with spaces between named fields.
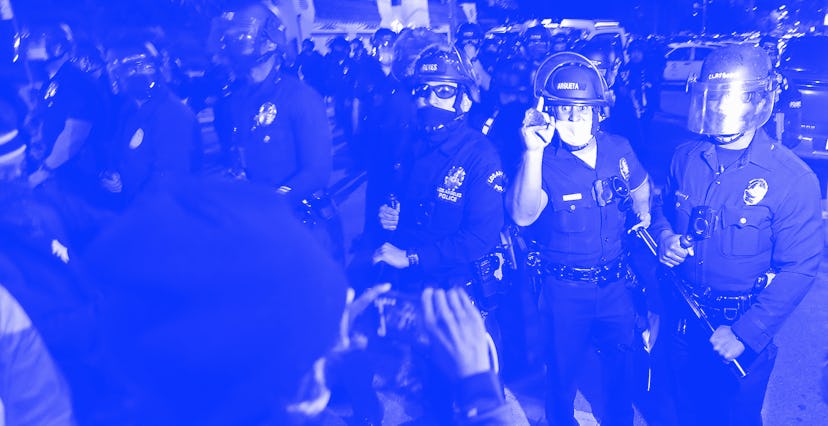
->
xmin=686 ymin=44 xmax=776 ymax=137
xmin=25 ymin=23 xmax=73 ymax=63
xmin=576 ymin=38 xmax=622 ymax=87
xmin=372 ymin=28 xmax=397 ymax=67
xmin=492 ymin=55 xmax=532 ymax=105
xmin=535 ymin=51 xmax=611 ymax=108
xmin=412 ymin=45 xmax=478 ymax=137
xmin=456 ymin=23 xmax=484 ymax=45
xmin=350 ymin=37 xmax=367 ymax=60
xmin=534 ymin=52 xmax=611 ymax=147
xmin=522 ymin=25 xmax=552 ymax=62
xmin=390 ymin=27 xmax=444 ymax=83
xmin=327 ymin=36 xmax=349 ymax=60
xmin=107 ymin=41 xmax=163 ymax=101
xmin=551 ymin=33 xmax=569 ymax=53
xmin=217 ymin=4 xmax=287 ymax=72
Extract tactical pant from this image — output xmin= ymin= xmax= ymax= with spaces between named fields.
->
xmin=667 ymin=315 xmax=777 ymax=426
xmin=539 ymin=276 xmax=636 ymax=426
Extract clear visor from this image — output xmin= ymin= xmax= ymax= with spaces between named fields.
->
xmin=686 ymin=78 xmax=775 ymax=135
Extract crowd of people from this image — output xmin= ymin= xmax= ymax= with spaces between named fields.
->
xmin=0 ymin=0 xmax=824 ymax=425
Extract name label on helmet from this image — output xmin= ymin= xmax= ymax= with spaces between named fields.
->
xmin=422 ymin=63 xmax=439 ymax=72
xmin=557 ymin=82 xmax=580 ymax=90
xmin=708 ymin=72 xmax=736 ymax=80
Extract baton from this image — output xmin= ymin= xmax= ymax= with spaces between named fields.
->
xmin=633 ymin=227 xmax=749 ymax=378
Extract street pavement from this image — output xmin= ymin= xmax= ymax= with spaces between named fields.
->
xmin=326 ymin=89 xmax=828 ymax=425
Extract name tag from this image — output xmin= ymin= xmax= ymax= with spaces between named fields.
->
xmin=562 ymin=193 xmax=582 ymax=202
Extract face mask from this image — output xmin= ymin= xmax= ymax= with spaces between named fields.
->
xmin=556 ymin=119 xmax=593 ymax=147
xmin=417 ymin=105 xmax=457 ymax=131
xmin=119 ymin=75 xmax=157 ymax=101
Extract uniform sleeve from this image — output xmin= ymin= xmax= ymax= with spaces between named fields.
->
xmin=649 ymin=151 xmax=682 ymax=239
xmin=619 ymin=137 xmax=648 ymax=190
xmin=415 ymin=153 xmax=506 ymax=273
xmin=283 ymin=86 xmax=333 ymax=204
xmin=731 ymin=170 xmax=823 ymax=353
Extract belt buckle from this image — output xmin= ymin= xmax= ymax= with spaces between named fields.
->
xmin=717 ymin=297 xmax=742 ymax=322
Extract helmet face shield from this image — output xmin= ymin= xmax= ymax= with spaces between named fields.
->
xmin=221 ymin=16 xmax=261 ymax=59
xmin=687 ymin=77 xmax=775 ymax=135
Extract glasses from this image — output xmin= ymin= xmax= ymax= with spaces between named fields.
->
xmin=414 ymin=83 xmax=458 ymax=100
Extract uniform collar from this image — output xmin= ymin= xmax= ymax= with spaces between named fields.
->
xmin=699 ymin=130 xmax=777 ymax=172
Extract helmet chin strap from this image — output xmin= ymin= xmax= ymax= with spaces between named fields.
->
xmin=713 ymin=132 xmax=745 ymax=145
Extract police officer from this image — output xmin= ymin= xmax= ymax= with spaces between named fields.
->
xmin=325 ymin=35 xmax=356 ymax=139
xmin=650 ymin=44 xmax=823 ymax=426
xmin=472 ymin=54 xmax=533 ymax=178
xmin=102 ymin=40 xmax=201 ymax=205
xmin=294 ymin=38 xmax=326 ymax=94
xmin=456 ymin=22 xmax=491 ymax=92
xmin=214 ymin=2 xmax=341 ymax=261
xmin=24 ymin=23 xmax=109 ymax=194
xmin=352 ymin=27 xmax=420 ymax=240
xmin=522 ymin=24 xmax=553 ymax=71
xmin=372 ymin=44 xmax=505 ymax=292
xmin=507 ymin=52 xmax=652 ymax=426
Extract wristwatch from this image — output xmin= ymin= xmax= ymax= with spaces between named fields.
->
xmin=406 ymin=249 xmax=419 ymax=267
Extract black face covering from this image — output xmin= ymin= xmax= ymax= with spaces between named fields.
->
xmin=119 ymin=74 xmax=157 ymax=101
xmin=416 ymin=106 xmax=463 ymax=143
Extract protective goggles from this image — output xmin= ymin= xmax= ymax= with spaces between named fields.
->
xmin=414 ymin=83 xmax=459 ymax=99
xmin=108 ymin=55 xmax=157 ymax=78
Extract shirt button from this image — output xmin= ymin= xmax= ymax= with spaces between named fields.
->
xmin=739 ymin=217 xmax=747 ymax=225
xmin=569 ymin=205 xmax=576 ymax=211
xmin=675 ymin=202 xmax=681 ymax=208
xmin=263 ymin=135 xmax=271 ymax=143
xmin=715 ymin=180 xmax=721 ymax=184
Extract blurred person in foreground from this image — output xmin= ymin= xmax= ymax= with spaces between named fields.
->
xmin=80 ymin=172 xmax=516 ymax=425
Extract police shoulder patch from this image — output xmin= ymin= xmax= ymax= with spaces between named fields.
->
xmin=744 ymin=178 xmax=769 ymax=206
xmin=619 ymin=157 xmax=631 ymax=181
xmin=129 ymin=128 xmax=145 ymax=150
xmin=487 ymin=170 xmax=506 ymax=193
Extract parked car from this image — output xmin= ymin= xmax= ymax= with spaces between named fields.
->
xmin=661 ymin=42 xmax=721 ymax=83
xmin=777 ymin=35 xmax=828 ymax=162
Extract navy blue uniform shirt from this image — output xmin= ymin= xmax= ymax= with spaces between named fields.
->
xmin=650 ymin=130 xmax=823 ymax=353
xmin=530 ymin=132 xmax=647 ymax=267
xmin=33 ymin=62 xmax=104 ymax=153
xmin=221 ymin=72 xmax=332 ymax=205
xmin=113 ymin=88 xmax=199 ymax=200
xmin=393 ymin=125 xmax=506 ymax=286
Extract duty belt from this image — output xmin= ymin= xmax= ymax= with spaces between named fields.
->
xmin=685 ymin=274 xmax=770 ymax=323
xmin=542 ymin=255 xmax=631 ymax=285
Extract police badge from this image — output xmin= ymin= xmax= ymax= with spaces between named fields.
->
xmin=743 ymin=178 xmax=768 ymax=206
xmin=255 ymin=102 xmax=278 ymax=127
xmin=444 ymin=166 xmax=466 ymax=190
